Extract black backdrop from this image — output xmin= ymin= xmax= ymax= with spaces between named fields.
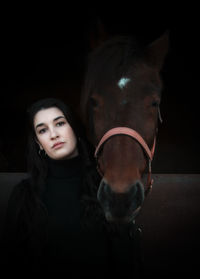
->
xmin=0 ymin=5 xmax=199 ymax=173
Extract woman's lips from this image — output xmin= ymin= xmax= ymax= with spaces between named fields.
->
xmin=52 ymin=142 xmax=65 ymax=149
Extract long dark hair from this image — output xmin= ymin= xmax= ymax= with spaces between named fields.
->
xmin=1 ymin=98 xmax=104 ymax=266
xmin=26 ymin=97 xmax=99 ymax=197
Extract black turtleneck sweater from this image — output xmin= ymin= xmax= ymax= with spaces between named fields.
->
xmin=41 ymin=156 xmax=109 ymax=275
xmin=2 ymin=155 xmax=141 ymax=276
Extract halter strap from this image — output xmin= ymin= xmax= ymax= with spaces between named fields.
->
xmin=94 ymin=127 xmax=156 ymax=195
xmin=95 ymin=127 xmax=155 ymax=160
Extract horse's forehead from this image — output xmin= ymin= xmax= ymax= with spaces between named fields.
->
xmin=116 ymin=68 xmax=161 ymax=98
xmin=94 ymin=64 xmax=161 ymax=105
xmin=133 ymin=63 xmax=162 ymax=86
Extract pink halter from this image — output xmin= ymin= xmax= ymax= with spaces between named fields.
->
xmin=94 ymin=127 xmax=156 ymax=195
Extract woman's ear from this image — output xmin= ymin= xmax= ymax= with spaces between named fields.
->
xmin=35 ymin=137 xmax=43 ymax=150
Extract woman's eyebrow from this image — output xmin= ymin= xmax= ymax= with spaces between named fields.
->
xmin=35 ymin=123 xmax=45 ymax=129
xmin=35 ymin=116 xmax=65 ymax=129
xmin=53 ymin=116 xmax=65 ymax=122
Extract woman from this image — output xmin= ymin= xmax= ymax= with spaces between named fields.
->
xmin=1 ymin=98 xmax=141 ymax=277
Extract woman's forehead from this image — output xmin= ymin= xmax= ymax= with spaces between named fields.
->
xmin=34 ymin=107 xmax=65 ymax=126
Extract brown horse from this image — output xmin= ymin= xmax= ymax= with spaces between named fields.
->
xmin=81 ymin=32 xmax=169 ymax=223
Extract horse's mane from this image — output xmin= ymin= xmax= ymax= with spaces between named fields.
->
xmin=81 ymin=35 xmax=141 ymax=117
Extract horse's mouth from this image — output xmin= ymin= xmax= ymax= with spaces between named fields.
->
xmin=105 ymin=205 xmax=141 ymax=224
xmin=97 ymin=178 xmax=144 ymax=223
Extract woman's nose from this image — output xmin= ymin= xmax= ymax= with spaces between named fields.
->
xmin=50 ymin=129 xmax=59 ymax=139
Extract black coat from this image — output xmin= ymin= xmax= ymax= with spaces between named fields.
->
xmin=1 ymin=177 xmax=143 ymax=277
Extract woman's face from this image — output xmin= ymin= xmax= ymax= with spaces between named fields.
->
xmin=34 ymin=107 xmax=78 ymax=160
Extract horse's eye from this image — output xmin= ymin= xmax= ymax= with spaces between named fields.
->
xmin=90 ymin=97 xmax=99 ymax=108
xmin=152 ymin=101 xmax=159 ymax=107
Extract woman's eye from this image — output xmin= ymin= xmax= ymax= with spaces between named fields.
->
xmin=56 ymin=121 xmax=65 ymax=126
xmin=39 ymin=128 xmax=46 ymax=134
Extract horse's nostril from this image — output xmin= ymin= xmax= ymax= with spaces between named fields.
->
xmin=97 ymin=179 xmax=111 ymax=204
xmin=135 ymin=181 xmax=145 ymax=205
xmin=104 ymin=183 xmax=112 ymax=196
xmin=129 ymin=181 xmax=144 ymax=209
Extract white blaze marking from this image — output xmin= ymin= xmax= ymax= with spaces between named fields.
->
xmin=117 ymin=77 xmax=131 ymax=89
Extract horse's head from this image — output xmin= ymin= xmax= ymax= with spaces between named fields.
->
xmin=81 ymin=32 xmax=169 ymax=223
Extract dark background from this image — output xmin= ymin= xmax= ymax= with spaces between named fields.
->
xmin=0 ymin=5 xmax=199 ymax=276
xmin=0 ymin=4 xmax=199 ymax=173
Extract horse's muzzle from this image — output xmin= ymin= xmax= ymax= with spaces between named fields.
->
xmin=97 ymin=178 xmax=145 ymax=223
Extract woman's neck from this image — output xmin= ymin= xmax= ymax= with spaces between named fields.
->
xmin=46 ymin=155 xmax=83 ymax=179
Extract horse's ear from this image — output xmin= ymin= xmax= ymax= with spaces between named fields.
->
xmin=144 ymin=30 xmax=169 ymax=70
xmin=88 ymin=17 xmax=109 ymax=50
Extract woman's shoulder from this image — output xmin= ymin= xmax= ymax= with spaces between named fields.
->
xmin=12 ymin=177 xmax=31 ymax=193
xmin=8 ymin=177 xmax=31 ymax=206
xmin=2 ymin=178 xmax=32 ymax=234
